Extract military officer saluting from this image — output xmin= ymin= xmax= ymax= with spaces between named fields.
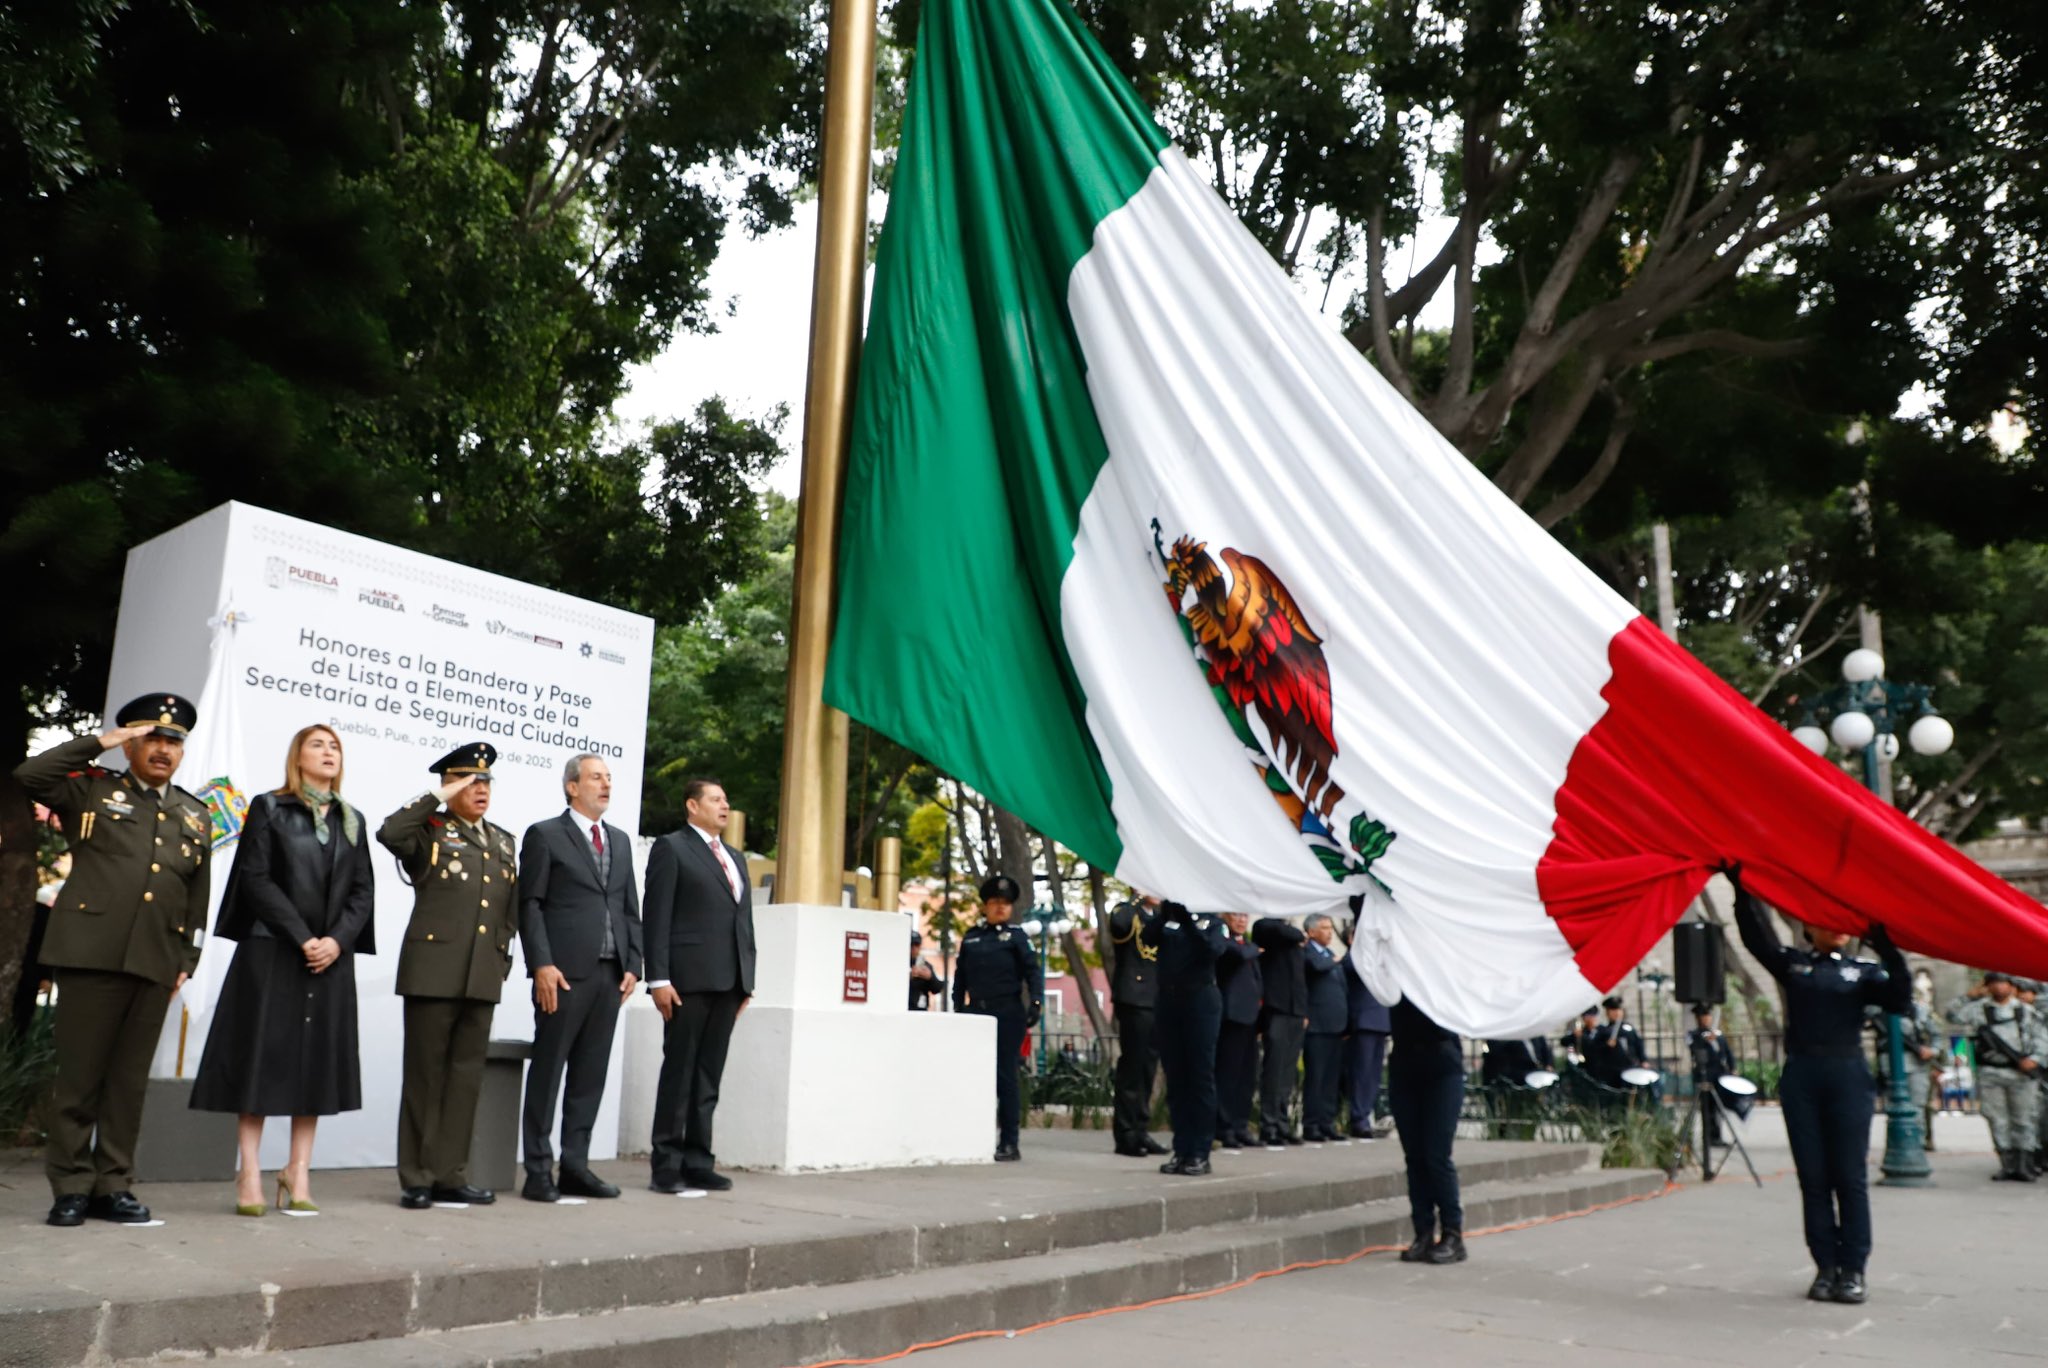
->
xmin=14 ymin=695 xmax=210 ymax=1227
xmin=378 ymin=744 xmax=520 ymax=1209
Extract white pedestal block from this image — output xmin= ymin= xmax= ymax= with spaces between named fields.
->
xmin=617 ymin=904 xmax=996 ymax=1172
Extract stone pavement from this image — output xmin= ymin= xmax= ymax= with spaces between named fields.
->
xmin=907 ymin=1111 xmax=2047 ymax=1368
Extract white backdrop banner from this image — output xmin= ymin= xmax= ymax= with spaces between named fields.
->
xmin=103 ymin=501 xmax=654 ymax=1168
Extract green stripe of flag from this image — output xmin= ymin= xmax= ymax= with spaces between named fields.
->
xmin=824 ymin=0 xmax=1169 ymax=867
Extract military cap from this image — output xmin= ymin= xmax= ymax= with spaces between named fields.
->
xmin=980 ymin=874 xmax=1021 ymax=903
xmin=1579 ymin=1005 xmax=1599 ymax=1017
xmin=1601 ymin=995 xmax=1625 ymax=1010
xmin=429 ymin=742 xmax=498 ymax=778
xmin=115 ymin=692 xmax=197 ymax=739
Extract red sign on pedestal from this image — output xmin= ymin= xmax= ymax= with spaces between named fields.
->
xmin=843 ymin=931 xmax=870 ymax=1003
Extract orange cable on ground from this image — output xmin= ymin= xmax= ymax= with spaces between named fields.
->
xmin=793 ymin=1179 xmax=1679 ymax=1368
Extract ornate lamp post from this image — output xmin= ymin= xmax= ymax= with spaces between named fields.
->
xmin=1791 ymin=647 xmax=1954 ymax=1186
xmin=1019 ymin=910 xmax=1073 ymax=1070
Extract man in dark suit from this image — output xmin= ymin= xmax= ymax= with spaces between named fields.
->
xmin=1301 ymin=914 xmax=1349 ymax=1141
xmin=1213 ymin=913 xmax=1262 ymax=1149
xmin=1252 ymin=914 xmax=1309 ymax=1145
xmin=516 ymin=754 xmax=643 ymax=1202
xmin=1341 ymin=941 xmax=1391 ymax=1139
xmin=642 ymin=777 xmax=755 ymax=1193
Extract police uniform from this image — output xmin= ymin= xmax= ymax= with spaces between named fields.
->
xmin=1142 ymin=902 xmax=1226 ymax=1172
xmin=1590 ymin=1000 xmax=1647 ymax=1092
xmin=1107 ymin=899 xmax=1163 ymax=1156
xmin=1213 ymin=923 xmax=1262 ymax=1146
xmin=950 ymin=878 xmax=1042 ymax=1160
xmin=377 ymin=744 xmax=519 ymax=1205
xmin=1942 ymin=981 xmax=2045 ymax=1180
xmin=14 ymin=695 xmax=209 ymax=1225
xmin=1686 ymin=1017 xmax=1746 ymax=1146
xmin=1735 ymin=883 xmax=1909 ymax=1303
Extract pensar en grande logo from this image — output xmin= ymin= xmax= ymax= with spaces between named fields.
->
xmin=1151 ymin=519 xmax=1394 ymax=892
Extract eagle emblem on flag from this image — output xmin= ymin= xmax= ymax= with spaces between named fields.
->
xmin=1151 ymin=520 xmax=1395 ymax=891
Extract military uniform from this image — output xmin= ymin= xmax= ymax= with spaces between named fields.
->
xmin=377 ymin=745 xmax=519 ymax=1203
xmin=14 ymin=697 xmax=209 ymax=1220
xmin=1942 ymin=987 xmax=2045 ymax=1180
xmin=951 ymin=904 xmax=1042 ymax=1160
xmin=1107 ymin=899 xmax=1162 ymax=1155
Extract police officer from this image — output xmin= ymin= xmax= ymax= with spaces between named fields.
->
xmin=15 ymin=695 xmax=210 ymax=1227
xmin=951 ymin=876 xmax=1042 ymax=1161
xmin=1213 ymin=913 xmax=1262 ymax=1149
xmin=907 ymin=932 xmax=944 ymax=1010
xmin=1143 ymin=901 xmax=1226 ymax=1174
xmin=1107 ymin=894 xmax=1166 ymax=1157
xmin=1943 ymin=972 xmax=2045 ymax=1181
xmin=1591 ymin=996 xmax=1646 ymax=1093
xmin=1686 ymin=1004 xmax=1747 ymax=1146
xmin=1732 ymin=868 xmax=1909 ymax=1306
xmin=378 ymin=744 xmax=520 ymax=1209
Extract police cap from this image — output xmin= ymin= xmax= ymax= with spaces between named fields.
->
xmin=979 ymin=875 xmax=1020 ymax=903
xmin=116 ymin=692 xmax=197 ymax=739
xmin=1601 ymin=995 xmax=1625 ymax=1010
xmin=430 ymin=742 xmax=497 ymax=779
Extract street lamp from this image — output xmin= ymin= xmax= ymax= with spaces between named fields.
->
xmin=1019 ymin=910 xmax=1073 ymax=1069
xmin=1792 ymin=649 xmax=1953 ymax=1187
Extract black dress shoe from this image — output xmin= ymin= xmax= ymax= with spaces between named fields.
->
xmin=400 ymin=1187 xmax=434 ymax=1210
xmin=1177 ymin=1156 xmax=1212 ymax=1176
xmin=683 ymin=1167 xmax=735 ymax=1190
xmin=1234 ymin=1130 xmax=1258 ymax=1148
xmin=1347 ymin=1124 xmax=1376 ymax=1141
xmin=1807 ymin=1268 xmax=1837 ymax=1302
xmin=992 ymin=1144 xmax=1021 ymax=1163
xmin=1218 ymin=1133 xmax=1243 ymax=1150
xmin=559 ymin=1168 xmax=621 ymax=1199
xmin=1140 ymin=1136 xmax=1169 ymax=1155
xmin=1260 ymin=1129 xmax=1285 ymax=1149
xmin=1427 ymin=1231 xmax=1467 ymax=1264
xmin=86 ymin=1192 xmax=151 ymax=1224
xmin=649 ymin=1176 xmax=685 ymax=1195
xmin=1398 ymin=1236 xmax=1433 ymax=1263
xmin=1831 ymin=1269 xmax=1867 ymax=1304
xmin=1282 ymin=1131 xmax=1304 ymax=1146
xmin=1114 ymin=1142 xmax=1148 ymax=1157
xmin=430 ymin=1184 xmax=496 ymax=1206
xmin=521 ymin=1173 xmax=560 ymax=1203
xmin=47 ymin=1195 xmax=88 ymax=1227
xmin=1159 ymin=1155 xmax=1188 ymax=1174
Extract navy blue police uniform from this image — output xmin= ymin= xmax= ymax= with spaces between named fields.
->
xmin=1143 ymin=903 xmax=1227 ymax=1172
xmin=951 ymin=883 xmax=1043 ymax=1161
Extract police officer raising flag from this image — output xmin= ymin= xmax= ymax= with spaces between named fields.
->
xmin=16 ymin=695 xmax=210 ymax=1227
xmin=951 ymin=876 xmax=1043 ymax=1162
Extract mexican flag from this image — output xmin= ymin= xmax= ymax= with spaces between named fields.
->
xmin=823 ymin=0 xmax=2048 ymax=1035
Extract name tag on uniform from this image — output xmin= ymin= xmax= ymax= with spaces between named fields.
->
xmin=442 ymin=833 xmax=467 ymax=847
xmin=101 ymin=796 xmax=135 ymax=817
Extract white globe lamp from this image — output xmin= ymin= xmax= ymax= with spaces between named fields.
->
xmin=1875 ymin=732 xmax=1901 ymax=763
xmin=1908 ymin=714 xmax=1955 ymax=757
xmin=1841 ymin=648 xmax=1885 ymax=683
xmin=1829 ymin=710 xmax=1876 ymax=751
xmin=1792 ymin=725 xmax=1830 ymax=755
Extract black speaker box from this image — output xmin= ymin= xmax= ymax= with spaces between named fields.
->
xmin=1672 ymin=921 xmax=1726 ymax=1005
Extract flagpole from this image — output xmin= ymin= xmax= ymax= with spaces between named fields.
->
xmin=776 ymin=0 xmax=878 ymax=905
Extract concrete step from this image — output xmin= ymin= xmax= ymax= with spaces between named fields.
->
xmin=24 ymin=1141 xmax=1598 ymax=1367
xmin=222 ymin=1168 xmax=1667 ymax=1368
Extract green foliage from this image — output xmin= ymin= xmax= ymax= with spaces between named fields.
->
xmin=0 ymin=1013 xmax=57 ymax=1146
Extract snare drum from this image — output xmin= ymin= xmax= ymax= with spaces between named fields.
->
xmin=1717 ymin=1074 xmax=1758 ymax=1097
xmin=1524 ymin=1069 xmax=1560 ymax=1089
xmin=1620 ymin=1066 xmax=1662 ymax=1088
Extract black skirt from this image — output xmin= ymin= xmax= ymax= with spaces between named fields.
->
xmin=189 ymin=935 xmax=363 ymax=1117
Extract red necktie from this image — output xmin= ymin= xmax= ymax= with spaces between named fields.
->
xmin=710 ymin=837 xmax=739 ymax=899
xmin=591 ymin=822 xmax=604 ymax=855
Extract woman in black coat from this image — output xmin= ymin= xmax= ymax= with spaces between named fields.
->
xmin=191 ymin=724 xmax=375 ymax=1215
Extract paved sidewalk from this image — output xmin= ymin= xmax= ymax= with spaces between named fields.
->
xmin=908 ymin=1114 xmax=2046 ymax=1368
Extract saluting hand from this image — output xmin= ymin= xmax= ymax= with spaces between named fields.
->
xmin=534 ymin=964 xmax=570 ymax=1014
xmin=434 ymin=773 xmax=481 ymax=804
xmin=96 ymin=722 xmax=156 ymax=750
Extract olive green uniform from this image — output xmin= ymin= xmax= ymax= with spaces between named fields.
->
xmin=378 ymin=793 xmax=519 ymax=1190
xmin=14 ymin=736 xmax=209 ymax=1198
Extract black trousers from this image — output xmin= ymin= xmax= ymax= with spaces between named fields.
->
xmin=1156 ymin=986 xmax=1221 ymax=1161
xmin=1389 ymin=1054 xmax=1464 ymax=1238
xmin=1216 ymin=1020 xmax=1258 ymax=1137
xmin=1780 ymin=1054 xmax=1875 ymax=1273
xmin=650 ymin=987 xmax=743 ymax=1181
xmin=1258 ymin=1011 xmax=1306 ymax=1136
xmin=1344 ymin=1029 xmax=1387 ymax=1131
xmin=1113 ymin=1004 xmax=1158 ymax=1146
xmin=522 ymin=961 xmax=624 ymax=1176
xmin=1302 ymin=1031 xmax=1343 ymax=1134
xmin=979 ymin=1006 xmax=1026 ymax=1146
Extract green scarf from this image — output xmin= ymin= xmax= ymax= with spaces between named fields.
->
xmin=300 ymin=786 xmax=361 ymax=846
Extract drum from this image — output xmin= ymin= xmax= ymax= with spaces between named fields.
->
xmin=1717 ymin=1074 xmax=1758 ymax=1097
xmin=1524 ymin=1069 xmax=1559 ymax=1089
xmin=1620 ymin=1067 xmax=1662 ymax=1088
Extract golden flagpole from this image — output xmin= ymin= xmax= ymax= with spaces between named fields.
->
xmin=775 ymin=0 xmax=878 ymax=905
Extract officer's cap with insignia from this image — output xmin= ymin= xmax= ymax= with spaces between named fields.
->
xmin=1601 ymin=995 xmax=1625 ymax=1010
xmin=429 ymin=742 xmax=498 ymax=781
xmin=980 ymin=874 xmax=1021 ymax=903
xmin=116 ymin=692 xmax=198 ymax=739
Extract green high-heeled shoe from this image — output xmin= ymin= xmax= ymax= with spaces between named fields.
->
xmin=276 ymin=1174 xmax=319 ymax=1216
xmin=235 ymin=1197 xmax=267 ymax=1217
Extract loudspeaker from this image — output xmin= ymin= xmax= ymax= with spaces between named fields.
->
xmin=1672 ymin=921 xmax=1726 ymax=1005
